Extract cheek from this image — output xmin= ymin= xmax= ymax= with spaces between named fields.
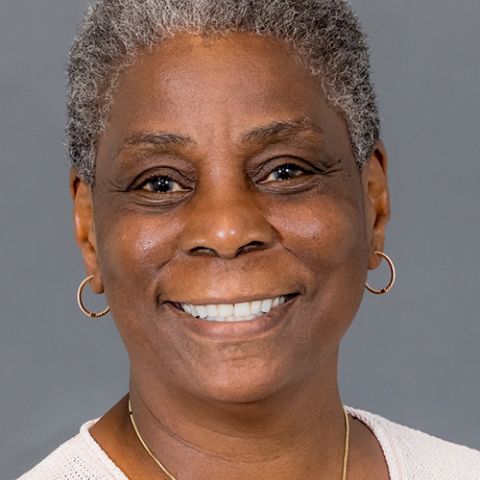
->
xmin=94 ymin=207 xmax=179 ymax=318
xmin=273 ymin=194 xmax=367 ymax=273
xmin=271 ymin=193 xmax=368 ymax=348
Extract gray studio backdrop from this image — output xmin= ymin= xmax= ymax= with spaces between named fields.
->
xmin=1 ymin=0 xmax=479 ymax=477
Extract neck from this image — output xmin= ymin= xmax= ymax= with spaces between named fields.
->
xmin=128 ymin=352 xmax=347 ymax=480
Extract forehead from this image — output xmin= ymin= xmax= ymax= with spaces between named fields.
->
xmin=100 ymin=32 xmax=353 ymax=163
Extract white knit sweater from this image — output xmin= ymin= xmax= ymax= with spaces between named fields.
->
xmin=18 ymin=406 xmax=480 ymax=479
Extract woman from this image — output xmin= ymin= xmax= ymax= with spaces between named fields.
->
xmin=19 ymin=0 xmax=480 ymax=478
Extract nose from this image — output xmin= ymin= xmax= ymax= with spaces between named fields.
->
xmin=179 ymin=185 xmax=277 ymax=259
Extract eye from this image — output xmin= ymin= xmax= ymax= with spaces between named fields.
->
xmin=137 ymin=175 xmax=188 ymax=193
xmin=261 ymin=163 xmax=311 ymax=183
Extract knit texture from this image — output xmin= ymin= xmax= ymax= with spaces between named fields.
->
xmin=18 ymin=407 xmax=480 ymax=479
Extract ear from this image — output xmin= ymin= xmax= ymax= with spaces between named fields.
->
xmin=361 ymin=141 xmax=391 ymax=270
xmin=69 ymin=167 xmax=104 ymax=294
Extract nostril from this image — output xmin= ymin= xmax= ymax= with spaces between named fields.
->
xmin=190 ymin=246 xmax=217 ymax=256
xmin=236 ymin=241 xmax=266 ymax=256
xmin=189 ymin=241 xmax=266 ymax=258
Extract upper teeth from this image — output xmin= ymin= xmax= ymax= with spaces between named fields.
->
xmin=179 ymin=296 xmax=286 ymax=322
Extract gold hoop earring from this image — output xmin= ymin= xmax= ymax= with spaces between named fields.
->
xmin=365 ymin=251 xmax=396 ymax=295
xmin=77 ymin=274 xmax=110 ymax=318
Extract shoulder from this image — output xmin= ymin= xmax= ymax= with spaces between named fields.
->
xmin=17 ymin=420 xmax=127 ymax=480
xmin=347 ymin=406 xmax=480 ymax=480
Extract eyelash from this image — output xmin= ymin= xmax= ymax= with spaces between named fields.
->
xmin=136 ymin=175 xmax=188 ymax=194
xmin=259 ymin=162 xmax=314 ymax=184
xmin=131 ymin=160 xmax=317 ymax=195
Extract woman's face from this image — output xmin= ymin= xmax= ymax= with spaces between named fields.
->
xmin=73 ymin=33 xmax=388 ymax=403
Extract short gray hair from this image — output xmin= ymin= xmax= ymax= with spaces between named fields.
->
xmin=67 ymin=0 xmax=380 ymax=185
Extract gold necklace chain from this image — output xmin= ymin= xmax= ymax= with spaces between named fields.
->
xmin=128 ymin=397 xmax=350 ymax=480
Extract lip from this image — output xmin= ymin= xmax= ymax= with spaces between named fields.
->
xmin=164 ymin=293 xmax=299 ymax=342
xmin=167 ymin=292 xmax=298 ymax=306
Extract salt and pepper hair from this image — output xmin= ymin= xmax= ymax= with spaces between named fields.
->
xmin=67 ymin=0 xmax=380 ymax=185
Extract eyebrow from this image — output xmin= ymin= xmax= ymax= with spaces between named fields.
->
xmin=240 ymin=117 xmax=325 ymax=146
xmin=117 ymin=132 xmax=195 ymax=154
xmin=115 ymin=117 xmax=325 ymax=160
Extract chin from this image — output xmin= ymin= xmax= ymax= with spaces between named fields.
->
xmin=184 ymin=359 xmax=294 ymax=406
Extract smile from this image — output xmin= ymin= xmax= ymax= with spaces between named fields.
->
xmin=173 ymin=294 xmax=298 ymax=322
